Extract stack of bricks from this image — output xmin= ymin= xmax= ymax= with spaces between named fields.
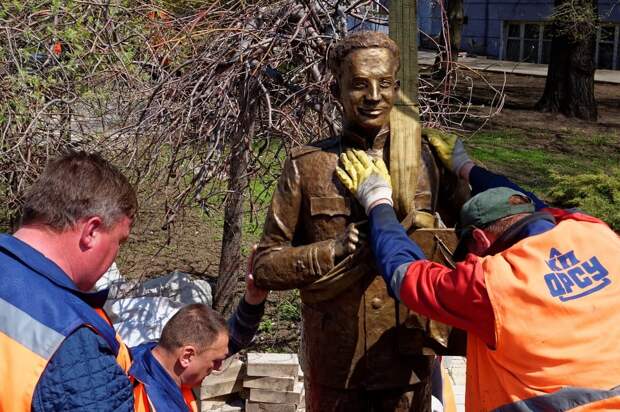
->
xmin=200 ymin=355 xmax=245 ymax=412
xmin=244 ymin=353 xmax=305 ymax=412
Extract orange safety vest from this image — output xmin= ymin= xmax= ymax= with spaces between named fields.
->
xmin=133 ymin=381 xmax=197 ymax=412
xmin=0 ymin=304 xmax=130 ymax=412
xmin=466 ymin=217 xmax=620 ymax=411
xmin=0 ymin=234 xmax=132 ymax=411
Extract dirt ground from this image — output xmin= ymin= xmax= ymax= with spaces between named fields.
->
xmin=116 ymin=71 xmax=620 ymax=352
xmin=459 ymin=71 xmax=620 ymax=138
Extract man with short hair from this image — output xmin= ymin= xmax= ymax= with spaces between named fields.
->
xmin=0 ymin=151 xmax=137 ymax=411
xmin=130 ymin=251 xmax=267 ymax=412
xmin=337 ymin=133 xmax=620 ymax=411
xmin=130 ymin=304 xmax=229 ymax=412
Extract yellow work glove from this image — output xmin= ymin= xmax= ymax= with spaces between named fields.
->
xmin=336 ymin=149 xmax=392 ymax=215
xmin=424 ymin=128 xmax=472 ymax=175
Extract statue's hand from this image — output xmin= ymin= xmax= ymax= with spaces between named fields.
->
xmin=336 ymin=149 xmax=392 ymax=215
xmin=334 ymin=222 xmax=366 ymax=259
xmin=424 ymin=128 xmax=472 ymax=176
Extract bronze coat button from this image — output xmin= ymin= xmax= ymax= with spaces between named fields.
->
xmin=371 ymin=297 xmax=383 ymax=309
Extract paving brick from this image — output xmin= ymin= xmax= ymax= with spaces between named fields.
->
xmin=200 ymin=396 xmax=228 ymax=411
xmin=201 ymin=358 xmax=245 ymax=399
xmin=244 ymin=375 xmax=296 ymax=391
xmin=248 ymin=381 xmax=304 ymax=404
xmin=247 ymin=353 xmax=299 ymax=378
xmin=245 ymin=401 xmax=297 ymax=412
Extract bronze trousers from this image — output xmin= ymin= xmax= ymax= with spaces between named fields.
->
xmin=305 ymin=380 xmax=431 ymax=412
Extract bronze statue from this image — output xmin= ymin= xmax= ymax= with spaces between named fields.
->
xmin=253 ymin=31 xmax=467 ymax=412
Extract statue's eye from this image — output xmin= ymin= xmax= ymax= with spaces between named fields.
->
xmin=380 ymin=80 xmax=393 ymax=88
xmin=352 ymin=80 xmax=367 ymax=89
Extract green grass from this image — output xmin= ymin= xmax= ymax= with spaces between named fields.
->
xmin=466 ymin=129 xmax=620 ymax=229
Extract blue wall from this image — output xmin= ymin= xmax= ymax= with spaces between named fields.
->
xmin=419 ymin=0 xmax=620 ymax=59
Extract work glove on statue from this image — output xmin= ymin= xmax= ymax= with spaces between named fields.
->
xmin=424 ymin=128 xmax=472 ymax=176
xmin=336 ymin=149 xmax=392 ymax=215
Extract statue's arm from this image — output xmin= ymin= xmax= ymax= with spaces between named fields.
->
xmin=253 ymin=157 xmax=336 ymax=290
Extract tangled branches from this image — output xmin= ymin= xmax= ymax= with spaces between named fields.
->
xmin=0 ymin=1 xmax=503 ymax=262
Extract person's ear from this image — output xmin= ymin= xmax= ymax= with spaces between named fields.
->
xmin=179 ymin=346 xmax=196 ymax=369
xmin=79 ymin=216 xmax=104 ymax=251
xmin=470 ymin=228 xmax=492 ymax=256
xmin=394 ymin=79 xmax=401 ymax=92
xmin=330 ymin=81 xmax=340 ymax=99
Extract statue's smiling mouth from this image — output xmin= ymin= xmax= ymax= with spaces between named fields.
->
xmin=358 ymin=108 xmax=384 ymax=117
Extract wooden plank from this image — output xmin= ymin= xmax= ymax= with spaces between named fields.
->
xmin=389 ymin=0 xmax=421 ymax=219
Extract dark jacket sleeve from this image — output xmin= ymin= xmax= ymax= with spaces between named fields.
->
xmin=32 ymin=327 xmax=133 ymax=412
xmin=469 ymin=165 xmax=548 ymax=210
xmin=227 ymin=298 xmax=265 ymax=355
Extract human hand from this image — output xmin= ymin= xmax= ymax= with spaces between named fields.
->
xmin=334 ymin=222 xmax=366 ymax=259
xmin=424 ymin=128 xmax=473 ymax=177
xmin=244 ymin=245 xmax=268 ymax=305
xmin=336 ymin=149 xmax=392 ymax=214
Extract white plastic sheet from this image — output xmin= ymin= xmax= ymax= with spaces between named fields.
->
xmin=98 ymin=267 xmax=213 ymax=347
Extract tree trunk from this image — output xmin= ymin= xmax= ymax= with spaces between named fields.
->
xmin=213 ymin=81 xmax=256 ymax=315
xmin=536 ymin=0 xmax=598 ymax=121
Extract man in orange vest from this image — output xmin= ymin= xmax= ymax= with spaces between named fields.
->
xmin=0 ymin=151 xmax=136 ymax=411
xmin=130 ymin=250 xmax=268 ymax=412
xmin=130 ymin=304 xmax=229 ymax=412
xmin=336 ymin=132 xmax=620 ymax=411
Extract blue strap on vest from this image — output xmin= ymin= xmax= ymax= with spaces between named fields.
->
xmin=130 ymin=342 xmax=191 ymax=412
xmin=493 ymin=385 xmax=620 ymax=412
xmin=0 ymin=234 xmax=119 ymax=355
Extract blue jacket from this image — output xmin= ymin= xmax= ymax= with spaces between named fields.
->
xmin=0 ymin=234 xmax=132 ymax=412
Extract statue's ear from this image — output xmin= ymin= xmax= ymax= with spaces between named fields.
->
xmin=330 ymin=81 xmax=340 ymax=98
xmin=394 ymin=79 xmax=401 ymax=91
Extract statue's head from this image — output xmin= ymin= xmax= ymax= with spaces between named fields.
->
xmin=328 ymin=31 xmax=400 ymax=136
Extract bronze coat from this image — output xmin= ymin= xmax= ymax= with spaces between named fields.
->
xmin=254 ymin=130 xmax=466 ymax=390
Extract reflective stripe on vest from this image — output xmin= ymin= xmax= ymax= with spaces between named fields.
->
xmin=0 ymin=300 xmax=129 ymax=411
xmin=132 ymin=381 xmax=198 ymax=412
xmin=466 ymin=217 xmax=620 ymax=411
xmin=0 ymin=298 xmax=66 ymax=412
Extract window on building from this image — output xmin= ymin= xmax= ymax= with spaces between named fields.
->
xmin=504 ymin=21 xmax=620 ymax=70
xmin=503 ymin=22 xmax=550 ymax=64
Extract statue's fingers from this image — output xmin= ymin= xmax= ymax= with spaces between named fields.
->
xmin=336 ymin=167 xmax=355 ymax=192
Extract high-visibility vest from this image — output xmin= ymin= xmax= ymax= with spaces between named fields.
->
xmin=133 ymin=381 xmax=197 ymax=412
xmin=0 ymin=237 xmax=131 ymax=412
xmin=466 ymin=215 xmax=620 ymax=411
xmin=130 ymin=342 xmax=198 ymax=412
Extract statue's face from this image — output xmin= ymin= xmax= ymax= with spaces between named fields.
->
xmin=337 ymin=47 xmax=399 ymax=134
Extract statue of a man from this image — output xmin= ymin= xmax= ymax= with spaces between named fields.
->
xmin=254 ymin=31 xmax=466 ymax=412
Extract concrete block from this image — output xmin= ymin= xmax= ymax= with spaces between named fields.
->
xmin=200 ymin=396 xmax=228 ymax=411
xmin=247 ymin=353 xmax=299 ymax=378
xmin=249 ymin=381 xmax=304 ymax=404
xmin=201 ymin=358 xmax=245 ymax=399
xmin=297 ymin=365 xmax=304 ymax=382
xmin=244 ymin=376 xmax=295 ymax=391
xmin=246 ymin=401 xmax=297 ymax=412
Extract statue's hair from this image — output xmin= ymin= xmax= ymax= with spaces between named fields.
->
xmin=328 ymin=31 xmax=400 ymax=77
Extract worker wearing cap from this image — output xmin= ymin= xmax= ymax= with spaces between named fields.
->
xmin=336 ymin=131 xmax=620 ymax=411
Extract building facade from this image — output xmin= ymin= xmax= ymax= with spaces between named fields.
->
xmin=418 ymin=0 xmax=620 ymax=70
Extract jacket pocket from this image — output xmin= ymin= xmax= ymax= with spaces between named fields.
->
xmin=310 ymin=196 xmax=351 ymax=217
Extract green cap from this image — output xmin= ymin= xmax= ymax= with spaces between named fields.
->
xmin=458 ymin=187 xmax=535 ymax=237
